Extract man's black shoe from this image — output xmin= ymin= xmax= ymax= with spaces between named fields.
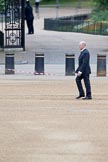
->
xmin=83 ymin=96 xmax=92 ymax=100
xmin=76 ymin=95 xmax=85 ymax=99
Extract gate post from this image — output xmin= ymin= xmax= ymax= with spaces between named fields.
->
xmin=0 ymin=31 xmax=4 ymax=49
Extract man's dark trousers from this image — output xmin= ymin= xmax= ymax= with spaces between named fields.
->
xmin=76 ymin=74 xmax=91 ymax=97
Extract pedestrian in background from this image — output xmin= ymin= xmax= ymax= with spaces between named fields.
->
xmin=35 ymin=0 xmax=40 ymax=18
xmin=75 ymin=41 xmax=92 ymax=100
xmin=25 ymin=0 xmax=34 ymax=34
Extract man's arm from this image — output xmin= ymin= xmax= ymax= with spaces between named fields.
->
xmin=78 ymin=51 xmax=89 ymax=74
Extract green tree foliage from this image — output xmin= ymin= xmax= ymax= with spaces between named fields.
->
xmin=91 ymin=0 xmax=108 ymax=22
xmin=91 ymin=9 xmax=108 ymax=22
xmin=94 ymin=0 xmax=108 ymax=9
xmin=0 ymin=0 xmax=5 ymax=12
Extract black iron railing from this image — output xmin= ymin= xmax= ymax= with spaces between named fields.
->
xmin=44 ymin=18 xmax=108 ymax=35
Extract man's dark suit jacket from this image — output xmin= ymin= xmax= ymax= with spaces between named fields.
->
xmin=75 ymin=49 xmax=91 ymax=75
xmin=25 ymin=2 xmax=34 ymax=21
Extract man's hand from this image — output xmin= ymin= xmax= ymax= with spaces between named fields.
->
xmin=77 ymin=71 xmax=82 ymax=77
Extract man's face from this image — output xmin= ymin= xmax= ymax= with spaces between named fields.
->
xmin=79 ymin=43 xmax=84 ymax=50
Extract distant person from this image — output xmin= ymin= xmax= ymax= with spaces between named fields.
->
xmin=25 ymin=0 xmax=34 ymax=34
xmin=75 ymin=41 xmax=92 ymax=100
xmin=35 ymin=0 xmax=40 ymax=18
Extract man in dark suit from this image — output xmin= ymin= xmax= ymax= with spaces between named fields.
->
xmin=75 ymin=41 xmax=92 ymax=100
xmin=25 ymin=0 xmax=34 ymax=34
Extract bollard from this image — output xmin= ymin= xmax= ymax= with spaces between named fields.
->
xmin=97 ymin=54 xmax=106 ymax=77
xmin=65 ymin=54 xmax=75 ymax=76
xmin=35 ymin=53 xmax=44 ymax=74
xmin=5 ymin=53 xmax=15 ymax=74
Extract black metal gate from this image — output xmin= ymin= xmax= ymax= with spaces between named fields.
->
xmin=5 ymin=0 xmax=25 ymax=50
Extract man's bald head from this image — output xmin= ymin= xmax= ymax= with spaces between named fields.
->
xmin=79 ymin=41 xmax=86 ymax=50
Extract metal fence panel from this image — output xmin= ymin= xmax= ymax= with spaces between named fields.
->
xmin=44 ymin=18 xmax=108 ymax=35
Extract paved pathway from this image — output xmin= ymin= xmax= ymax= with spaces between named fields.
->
xmin=0 ymin=7 xmax=108 ymax=65
xmin=0 ymin=7 xmax=108 ymax=76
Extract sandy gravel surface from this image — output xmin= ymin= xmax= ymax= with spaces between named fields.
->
xmin=0 ymin=7 xmax=108 ymax=162
xmin=0 ymin=78 xmax=108 ymax=162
